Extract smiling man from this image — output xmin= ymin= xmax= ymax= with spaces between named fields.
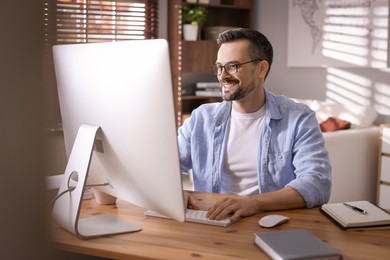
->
xmin=178 ymin=28 xmax=331 ymax=222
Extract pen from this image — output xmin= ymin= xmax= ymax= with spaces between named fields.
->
xmin=343 ymin=203 xmax=368 ymax=215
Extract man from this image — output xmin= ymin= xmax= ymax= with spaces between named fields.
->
xmin=178 ymin=28 xmax=331 ymax=222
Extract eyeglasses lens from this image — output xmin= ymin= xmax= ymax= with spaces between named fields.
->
xmin=212 ymin=64 xmax=237 ymax=75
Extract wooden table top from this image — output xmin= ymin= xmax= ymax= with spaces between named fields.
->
xmin=50 ymin=192 xmax=390 ymax=259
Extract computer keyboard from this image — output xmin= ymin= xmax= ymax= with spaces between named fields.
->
xmin=145 ymin=209 xmax=237 ymax=227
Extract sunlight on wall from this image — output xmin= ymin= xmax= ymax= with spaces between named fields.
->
xmin=322 ymin=0 xmax=388 ymax=68
xmin=374 ymin=82 xmax=390 ymax=114
xmin=325 ymin=67 xmax=372 ymax=106
xmin=326 ymin=67 xmax=390 ymax=116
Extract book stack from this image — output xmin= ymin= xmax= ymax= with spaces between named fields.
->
xmin=195 ymin=82 xmax=221 ymax=97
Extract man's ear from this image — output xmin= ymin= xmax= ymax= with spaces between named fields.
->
xmin=258 ymin=60 xmax=269 ymax=79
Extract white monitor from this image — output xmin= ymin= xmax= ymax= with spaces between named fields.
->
xmin=52 ymin=39 xmax=185 ymax=238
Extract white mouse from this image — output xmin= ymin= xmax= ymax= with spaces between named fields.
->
xmin=258 ymin=214 xmax=290 ymax=228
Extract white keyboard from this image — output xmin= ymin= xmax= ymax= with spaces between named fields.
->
xmin=145 ymin=209 xmax=237 ymax=227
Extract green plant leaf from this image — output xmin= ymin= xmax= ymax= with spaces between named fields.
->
xmin=181 ymin=3 xmax=207 ymax=26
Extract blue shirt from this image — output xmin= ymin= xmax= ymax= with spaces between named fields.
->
xmin=178 ymin=89 xmax=332 ymax=208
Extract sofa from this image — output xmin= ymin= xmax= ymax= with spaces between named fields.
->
xmin=323 ymin=126 xmax=379 ymax=202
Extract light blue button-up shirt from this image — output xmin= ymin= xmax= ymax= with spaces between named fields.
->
xmin=178 ymin=89 xmax=332 ymax=208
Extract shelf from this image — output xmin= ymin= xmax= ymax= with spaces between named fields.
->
xmin=200 ymin=4 xmax=251 ymax=10
xmin=188 ymin=0 xmax=252 ymax=10
xmin=203 ymin=8 xmax=251 ymax=28
xmin=168 ymin=0 xmax=252 ymax=126
xmin=182 ymin=95 xmax=222 ymax=100
xmin=377 ymin=124 xmax=390 ymax=208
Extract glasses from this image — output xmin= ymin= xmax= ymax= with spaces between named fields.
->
xmin=211 ymin=58 xmax=263 ymax=75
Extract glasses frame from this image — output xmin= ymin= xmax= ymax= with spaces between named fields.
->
xmin=211 ymin=58 xmax=263 ymax=76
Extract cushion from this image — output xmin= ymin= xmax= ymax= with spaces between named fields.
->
xmin=292 ymin=99 xmax=377 ymax=128
xmin=320 ymin=117 xmax=351 ymax=132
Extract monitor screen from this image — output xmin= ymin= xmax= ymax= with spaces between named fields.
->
xmin=52 ymin=39 xmax=185 ymax=237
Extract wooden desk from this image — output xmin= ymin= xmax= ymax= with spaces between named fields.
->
xmin=51 ymin=192 xmax=390 ymax=259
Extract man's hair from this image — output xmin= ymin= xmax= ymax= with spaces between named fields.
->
xmin=217 ymin=28 xmax=273 ymax=78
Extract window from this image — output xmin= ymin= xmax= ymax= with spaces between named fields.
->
xmin=42 ymin=0 xmax=159 ymax=131
xmin=45 ymin=0 xmax=159 ymax=44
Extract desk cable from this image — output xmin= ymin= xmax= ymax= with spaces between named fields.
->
xmin=48 ymin=182 xmax=110 ymax=209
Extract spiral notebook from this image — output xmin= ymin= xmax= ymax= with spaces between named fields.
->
xmin=320 ymin=200 xmax=390 ymax=230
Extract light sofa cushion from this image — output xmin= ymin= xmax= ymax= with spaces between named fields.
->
xmin=292 ymin=99 xmax=377 ymax=128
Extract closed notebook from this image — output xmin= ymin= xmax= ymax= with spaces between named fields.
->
xmin=321 ymin=200 xmax=390 ymax=230
xmin=254 ymin=229 xmax=342 ymax=260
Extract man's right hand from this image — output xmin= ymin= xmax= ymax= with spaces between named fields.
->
xmin=183 ymin=191 xmax=200 ymax=210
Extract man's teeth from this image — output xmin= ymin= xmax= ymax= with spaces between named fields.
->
xmin=223 ymin=82 xmax=236 ymax=87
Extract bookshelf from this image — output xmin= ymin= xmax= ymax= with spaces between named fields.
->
xmin=168 ymin=0 xmax=253 ymax=126
xmin=377 ymin=124 xmax=390 ymax=209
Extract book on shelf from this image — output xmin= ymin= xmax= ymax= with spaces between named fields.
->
xmin=254 ymin=229 xmax=342 ymax=260
xmin=195 ymin=82 xmax=221 ymax=97
xmin=195 ymin=90 xmax=221 ymax=97
xmin=320 ymin=200 xmax=390 ymax=230
xmin=195 ymin=82 xmax=220 ymax=89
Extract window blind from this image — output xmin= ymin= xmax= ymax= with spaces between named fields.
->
xmin=44 ymin=0 xmax=158 ymax=44
xmin=42 ymin=0 xmax=159 ymax=131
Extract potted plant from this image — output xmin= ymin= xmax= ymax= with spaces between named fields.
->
xmin=181 ymin=2 xmax=207 ymax=41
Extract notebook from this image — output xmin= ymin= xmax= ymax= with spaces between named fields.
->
xmin=254 ymin=229 xmax=342 ymax=260
xmin=320 ymin=200 xmax=390 ymax=230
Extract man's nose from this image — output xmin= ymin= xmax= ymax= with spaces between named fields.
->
xmin=218 ymin=67 xmax=230 ymax=80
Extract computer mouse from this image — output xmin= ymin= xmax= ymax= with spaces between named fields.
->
xmin=258 ymin=214 xmax=290 ymax=228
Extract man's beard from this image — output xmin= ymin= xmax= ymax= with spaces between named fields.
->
xmin=222 ymin=81 xmax=256 ymax=101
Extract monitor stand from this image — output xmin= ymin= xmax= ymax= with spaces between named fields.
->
xmin=51 ymin=124 xmax=141 ymax=239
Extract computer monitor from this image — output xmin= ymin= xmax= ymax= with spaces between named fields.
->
xmin=52 ymin=39 xmax=185 ymax=238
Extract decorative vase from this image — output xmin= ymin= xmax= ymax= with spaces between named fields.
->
xmin=183 ymin=24 xmax=199 ymax=41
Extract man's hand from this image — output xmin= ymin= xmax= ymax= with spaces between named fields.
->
xmin=206 ymin=187 xmax=306 ymax=221
xmin=183 ymin=191 xmax=200 ymax=210
xmin=206 ymin=197 xmax=259 ymax=222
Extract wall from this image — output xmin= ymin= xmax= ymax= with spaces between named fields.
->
xmin=0 ymin=2 xmax=103 ymax=259
xmin=254 ymin=0 xmax=390 ymax=124
xmin=0 ymin=1 xmax=50 ymax=259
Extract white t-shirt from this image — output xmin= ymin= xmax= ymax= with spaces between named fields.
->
xmin=222 ymin=106 xmax=265 ymax=196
